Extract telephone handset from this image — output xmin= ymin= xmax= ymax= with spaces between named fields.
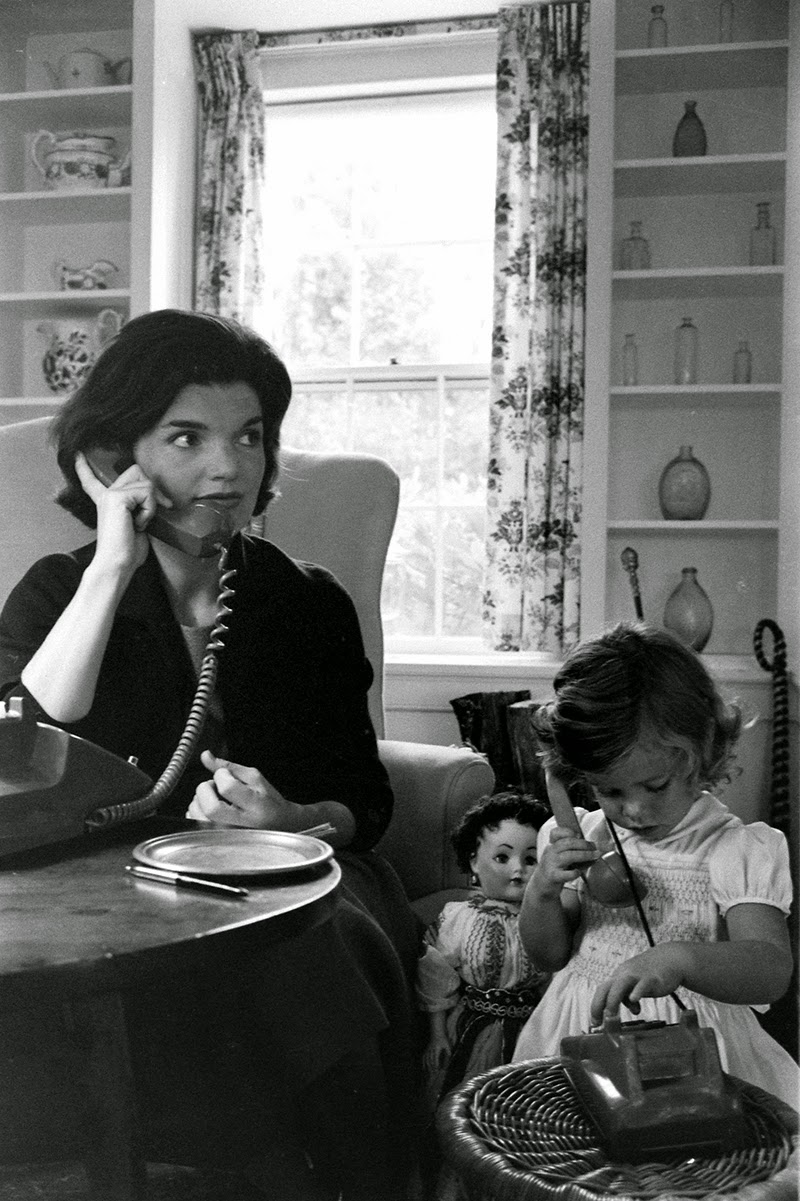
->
xmin=85 ymin=447 xmax=234 ymax=558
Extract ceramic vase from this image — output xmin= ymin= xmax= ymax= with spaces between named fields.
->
xmin=658 ymin=446 xmax=710 ymax=519
xmin=672 ymin=101 xmax=707 ymax=157
xmin=664 ymin=567 xmax=713 ymax=652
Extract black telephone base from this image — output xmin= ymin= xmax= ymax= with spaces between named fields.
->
xmin=0 ymin=698 xmax=152 ymax=857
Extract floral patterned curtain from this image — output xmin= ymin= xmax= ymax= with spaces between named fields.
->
xmin=483 ymin=3 xmax=589 ymax=655
xmin=192 ymin=31 xmax=265 ymax=325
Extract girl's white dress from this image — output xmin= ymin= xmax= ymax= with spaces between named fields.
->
xmin=513 ymin=793 xmax=799 ymax=1109
xmin=417 ymin=895 xmax=549 ymax=1103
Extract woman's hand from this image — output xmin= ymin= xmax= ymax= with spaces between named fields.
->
xmin=186 ymin=751 xmax=300 ymax=829
xmin=75 ymin=452 xmax=172 ymax=576
xmin=590 ymin=945 xmax=688 ymax=1023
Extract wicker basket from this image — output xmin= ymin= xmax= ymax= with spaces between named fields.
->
xmin=438 ymin=1059 xmax=799 ymax=1201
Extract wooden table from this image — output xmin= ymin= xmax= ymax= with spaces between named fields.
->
xmin=0 ymin=819 xmax=341 ymax=1200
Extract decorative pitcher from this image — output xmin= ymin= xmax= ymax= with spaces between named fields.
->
xmin=37 ymin=310 xmax=123 ymax=394
xmin=31 ymin=130 xmax=130 ymax=191
xmin=44 ymin=48 xmax=132 ymax=90
xmin=53 ymin=259 xmax=119 ymax=291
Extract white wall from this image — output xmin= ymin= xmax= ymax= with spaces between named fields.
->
xmin=136 ymin=0 xmax=795 ymax=831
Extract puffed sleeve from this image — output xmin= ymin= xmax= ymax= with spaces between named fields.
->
xmin=709 ymin=822 xmax=793 ymax=916
xmin=415 ymin=902 xmax=467 ymax=1012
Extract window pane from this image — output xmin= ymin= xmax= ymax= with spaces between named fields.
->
xmin=359 ymin=251 xmax=437 ymax=365
xmin=281 ymin=388 xmax=349 ymax=451
xmin=383 ymin=508 xmax=436 ymax=637
xmin=350 ymin=388 xmax=439 ymax=499
xmin=443 ymin=509 xmax=485 ymax=636
xmin=444 ymin=387 xmax=490 ymax=499
xmin=259 ymin=82 xmax=495 ymax=649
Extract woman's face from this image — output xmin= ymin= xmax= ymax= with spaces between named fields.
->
xmin=133 ymin=382 xmax=265 ymax=534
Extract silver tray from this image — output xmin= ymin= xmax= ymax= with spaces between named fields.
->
xmin=132 ymin=828 xmax=334 ymax=877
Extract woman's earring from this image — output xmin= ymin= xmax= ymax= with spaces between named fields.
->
xmin=469 ymin=872 xmax=480 ymax=887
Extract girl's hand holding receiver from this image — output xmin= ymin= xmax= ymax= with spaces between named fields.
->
xmin=535 ymin=824 xmax=598 ymax=894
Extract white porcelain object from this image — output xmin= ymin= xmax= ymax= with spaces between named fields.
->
xmin=53 ymin=259 xmax=119 ymax=291
xmin=31 ymin=130 xmax=130 ymax=191
xmin=44 ymin=48 xmax=131 ymax=90
xmin=37 ymin=310 xmax=123 ymax=394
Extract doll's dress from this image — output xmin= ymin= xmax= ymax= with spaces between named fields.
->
xmin=417 ymin=894 xmax=549 ymax=1104
xmin=513 ymin=792 xmax=799 ymax=1109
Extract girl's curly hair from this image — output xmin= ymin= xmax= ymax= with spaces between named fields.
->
xmin=451 ymin=791 xmax=550 ymax=874
xmin=532 ymin=622 xmax=741 ymax=790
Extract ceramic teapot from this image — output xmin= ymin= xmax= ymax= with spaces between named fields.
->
xmin=44 ymin=48 xmax=132 ymax=90
xmin=53 ymin=259 xmax=119 ymax=291
xmin=31 ymin=130 xmax=130 ymax=191
xmin=37 ymin=310 xmax=123 ymax=394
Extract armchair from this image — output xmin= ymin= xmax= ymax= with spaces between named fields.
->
xmin=0 ymin=417 xmax=494 ymax=917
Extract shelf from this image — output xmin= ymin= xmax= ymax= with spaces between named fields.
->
xmin=0 ymin=86 xmax=131 ymax=126
xmin=610 ymin=384 xmax=781 ymax=402
xmin=615 ymin=42 xmax=788 ymax=95
xmin=0 ymin=2 xmax=133 ymax=37
xmin=615 ymin=154 xmax=785 ymax=196
xmin=608 ymin=520 xmax=779 ymax=532
xmin=612 ymin=266 xmax=783 ymax=298
xmin=0 ymin=188 xmax=130 ymax=218
xmin=0 ymin=290 xmax=130 ymax=315
xmin=0 ymin=396 xmax=61 ymax=407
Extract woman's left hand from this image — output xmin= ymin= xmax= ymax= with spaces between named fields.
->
xmin=186 ymin=750 xmax=299 ymax=828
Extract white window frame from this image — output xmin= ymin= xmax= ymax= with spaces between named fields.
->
xmin=258 ymin=28 xmax=558 ymax=670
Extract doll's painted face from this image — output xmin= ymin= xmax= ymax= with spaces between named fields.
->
xmin=469 ymin=819 xmax=538 ymax=905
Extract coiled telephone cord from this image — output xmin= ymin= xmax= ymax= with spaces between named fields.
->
xmin=85 ymin=546 xmax=236 ymax=829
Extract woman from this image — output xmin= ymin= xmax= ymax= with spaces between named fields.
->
xmin=0 ymin=309 xmax=419 ymax=1201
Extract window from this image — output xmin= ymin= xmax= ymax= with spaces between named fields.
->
xmin=255 ymin=31 xmax=497 ymax=653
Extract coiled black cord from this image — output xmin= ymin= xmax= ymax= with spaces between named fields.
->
xmin=85 ymin=546 xmax=236 ymax=830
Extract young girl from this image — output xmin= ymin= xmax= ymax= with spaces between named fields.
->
xmin=417 ymin=791 xmax=551 ymax=1104
xmin=514 ymin=623 xmax=799 ymax=1109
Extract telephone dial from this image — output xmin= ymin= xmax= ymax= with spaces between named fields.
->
xmin=0 ymin=448 xmax=238 ymax=856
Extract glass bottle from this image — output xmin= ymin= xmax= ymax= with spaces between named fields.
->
xmin=664 ymin=567 xmax=714 ymax=652
xmin=658 ymin=446 xmax=711 ymax=519
xmin=647 ymin=4 xmax=668 ymax=47
xmin=733 ymin=339 xmax=752 ymax=384
xmin=718 ymin=0 xmax=734 ymax=42
xmin=749 ymin=202 xmax=776 ymax=266
xmin=620 ymin=221 xmax=652 ymax=270
xmin=673 ymin=101 xmax=707 ymax=157
xmin=674 ymin=317 xmax=698 ymax=385
xmin=622 ymin=333 xmax=639 ymax=386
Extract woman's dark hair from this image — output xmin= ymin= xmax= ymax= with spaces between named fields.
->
xmin=533 ymin=622 xmax=741 ymax=790
xmin=51 ymin=309 xmax=292 ymax=527
xmin=451 ymin=791 xmax=550 ymax=874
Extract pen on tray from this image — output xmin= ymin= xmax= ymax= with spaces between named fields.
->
xmin=298 ymin=822 xmax=336 ymax=839
xmin=125 ymin=864 xmax=249 ymax=898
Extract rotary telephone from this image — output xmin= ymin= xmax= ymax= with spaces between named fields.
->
xmin=0 ymin=449 xmax=236 ymax=856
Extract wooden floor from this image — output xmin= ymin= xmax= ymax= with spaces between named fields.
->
xmin=0 ymin=1162 xmax=252 ymax=1201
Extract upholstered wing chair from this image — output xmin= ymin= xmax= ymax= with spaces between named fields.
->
xmin=0 ymin=417 xmax=494 ymax=917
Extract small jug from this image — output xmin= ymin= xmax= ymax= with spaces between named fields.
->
xmin=44 ymin=48 xmax=131 ymax=90
xmin=31 ymin=130 xmax=130 ymax=192
xmin=37 ymin=310 xmax=123 ymax=394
